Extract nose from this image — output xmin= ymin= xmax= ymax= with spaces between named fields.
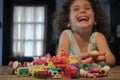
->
xmin=80 ymin=8 xmax=86 ymax=13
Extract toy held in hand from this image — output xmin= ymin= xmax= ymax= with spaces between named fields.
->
xmin=88 ymin=50 xmax=99 ymax=57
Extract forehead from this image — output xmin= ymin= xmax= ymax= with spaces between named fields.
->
xmin=71 ymin=0 xmax=91 ymax=7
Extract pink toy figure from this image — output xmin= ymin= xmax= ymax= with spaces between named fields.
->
xmin=10 ymin=61 xmax=21 ymax=75
xmin=89 ymin=68 xmax=103 ymax=77
xmin=89 ymin=68 xmax=100 ymax=73
xmin=50 ymin=56 xmax=61 ymax=64
xmin=8 ymin=61 xmax=13 ymax=67
xmin=44 ymin=53 xmax=51 ymax=58
xmin=33 ymin=58 xmax=48 ymax=66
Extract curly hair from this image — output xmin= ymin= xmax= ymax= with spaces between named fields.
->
xmin=53 ymin=0 xmax=110 ymax=41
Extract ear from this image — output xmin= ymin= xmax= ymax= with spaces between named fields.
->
xmin=67 ymin=23 xmax=71 ymax=28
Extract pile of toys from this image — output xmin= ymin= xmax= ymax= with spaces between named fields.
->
xmin=8 ymin=50 xmax=110 ymax=79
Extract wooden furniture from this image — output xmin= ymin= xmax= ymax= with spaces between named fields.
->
xmin=0 ymin=66 xmax=120 ymax=80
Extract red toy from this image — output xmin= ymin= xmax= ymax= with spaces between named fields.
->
xmin=64 ymin=67 xmax=79 ymax=79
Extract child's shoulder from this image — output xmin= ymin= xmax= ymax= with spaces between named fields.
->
xmin=61 ymin=29 xmax=72 ymax=36
xmin=60 ymin=29 xmax=74 ymax=40
xmin=60 ymin=29 xmax=71 ymax=38
xmin=95 ymin=32 xmax=106 ymax=40
xmin=92 ymin=32 xmax=105 ymax=37
xmin=96 ymin=32 xmax=105 ymax=38
xmin=90 ymin=32 xmax=106 ymax=42
xmin=62 ymin=29 xmax=71 ymax=33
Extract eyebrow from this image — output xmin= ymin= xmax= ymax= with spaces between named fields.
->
xmin=71 ymin=4 xmax=91 ymax=9
xmin=71 ymin=5 xmax=79 ymax=8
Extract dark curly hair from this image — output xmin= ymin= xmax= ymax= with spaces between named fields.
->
xmin=53 ymin=0 xmax=110 ymax=41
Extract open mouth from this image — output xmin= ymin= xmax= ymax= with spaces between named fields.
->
xmin=78 ymin=16 xmax=89 ymax=22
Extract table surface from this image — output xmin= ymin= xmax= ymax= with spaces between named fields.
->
xmin=0 ymin=66 xmax=120 ymax=80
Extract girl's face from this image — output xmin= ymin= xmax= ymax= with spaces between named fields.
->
xmin=69 ymin=0 xmax=95 ymax=31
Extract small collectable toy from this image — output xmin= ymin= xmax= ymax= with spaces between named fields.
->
xmin=64 ymin=67 xmax=79 ymax=79
xmin=34 ymin=71 xmax=51 ymax=79
xmin=17 ymin=67 xmax=30 ymax=76
xmin=50 ymin=68 xmax=62 ymax=79
xmin=100 ymin=65 xmax=110 ymax=76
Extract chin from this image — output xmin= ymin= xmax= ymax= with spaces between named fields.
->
xmin=79 ymin=25 xmax=91 ymax=28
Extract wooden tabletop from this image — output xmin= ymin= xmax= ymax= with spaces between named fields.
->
xmin=0 ymin=66 xmax=120 ymax=80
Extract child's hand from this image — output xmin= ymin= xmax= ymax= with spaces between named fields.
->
xmin=93 ymin=51 xmax=106 ymax=64
xmin=88 ymin=50 xmax=99 ymax=57
xmin=79 ymin=51 xmax=106 ymax=64
xmin=79 ymin=53 xmax=93 ymax=64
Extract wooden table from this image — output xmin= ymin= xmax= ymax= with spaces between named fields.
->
xmin=0 ymin=66 xmax=120 ymax=80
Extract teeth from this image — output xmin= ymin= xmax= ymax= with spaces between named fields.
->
xmin=78 ymin=16 xmax=88 ymax=22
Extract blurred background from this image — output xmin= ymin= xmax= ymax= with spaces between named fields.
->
xmin=0 ymin=0 xmax=120 ymax=66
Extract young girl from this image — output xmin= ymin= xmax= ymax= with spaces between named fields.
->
xmin=53 ymin=0 xmax=116 ymax=66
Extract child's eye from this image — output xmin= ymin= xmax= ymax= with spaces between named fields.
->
xmin=73 ymin=7 xmax=79 ymax=11
xmin=85 ymin=6 xmax=91 ymax=10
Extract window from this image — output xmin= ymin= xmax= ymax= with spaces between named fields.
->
xmin=13 ymin=6 xmax=45 ymax=57
xmin=3 ymin=0 xmax=55 ymax=65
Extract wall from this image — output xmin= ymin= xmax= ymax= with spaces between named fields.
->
xmin=56 ymin=0 xmax=64 ymax=13
xmin=0 ymin=0 xmax=3 ymax=66
xmin=110 ymin=1 xmax=120 ymax=65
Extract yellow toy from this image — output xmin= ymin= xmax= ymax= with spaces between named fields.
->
xmin=69 ymin=56 xmax=79 ymax=65
xmin=89 ymin=50 xmax=99 ymax=57
xmin=30 ymin=65 xmax=48 ymax=77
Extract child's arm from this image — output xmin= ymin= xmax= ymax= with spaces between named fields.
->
xmin=96 ymin=32 xmax=116 ymax=66
xmin=57 ymin=31 xmax=70 ymax=56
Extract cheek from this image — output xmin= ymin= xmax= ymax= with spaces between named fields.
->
xmin=70 ymin=17 xmax=77 ymax=27
xmin=70 ymin=12 xmax=77 ymax=21
xmin=69 ymin=14 xmax=74 ymax=22
xmin=91 ymin=17 xmax=95 ymax=23
xmin=91 ymin=12 xmax=95 ymax=22
xmin=89 ymin=13 xmax=95 ymax=24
